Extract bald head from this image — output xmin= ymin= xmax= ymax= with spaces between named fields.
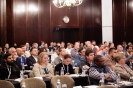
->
xmin=16 ymin=48 xmax=23 ymax=56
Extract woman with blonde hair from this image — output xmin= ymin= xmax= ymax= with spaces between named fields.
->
xmin=33 ymin=52 xmax=54 ymax=77
xmin=114 ymin=53 xmax=133 ymax=81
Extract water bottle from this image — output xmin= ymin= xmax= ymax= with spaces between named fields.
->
xmin=56 ymin=79 xmax=61 ymax=88
xmin=129 ymin=62 xmax=133 ymax=69
xmin=116 ymin=73 xmax=121 ymax=84
xmin=99 ymin=72 xmax=105 ymax=86
xmin=60 ymin=67 xmax=64 ymax=76
xmin=21 ymin=62 xmax=25 ymax=71
xmin=82 ymin=66 xmax=86 ymax=76
xmin=20 ymin=70 xmax=24 ymax=79
xmin=21 ymin=82 xmax=26 ymax=88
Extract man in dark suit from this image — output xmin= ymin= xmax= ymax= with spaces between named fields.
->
xmin=0 ymin=53 xmax=20 ymax=80
xmin=124 ymin=45 xmax=133 ymax=66
xmin=16 ymin=48 xmax=26 ymax=70
xmin=26 ymin=48 xmax=38 ymax=69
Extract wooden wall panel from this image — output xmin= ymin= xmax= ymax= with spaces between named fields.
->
xmin=51 ymin=4 xmax=79 ymax=28
xmin=26 ymin=0 xmax=39 ymax=44
xmin=0 ymin=0 xmax=102 ymax=46
xmin=0 ymin=0 xmax=6 ymax=46
xmin=12 ymin=0 xmax=51 ymax=46
xmin=83 ymin=0 xmax=102 ymax=44
xmin=0 ymin=0 xmax=1 ymax=46
xmin=6 ymin=0 xmax=14 ymax=46
xmin=113 ymin=0 xmax=125 ymax=45
xmin=41 ymin=0 xmax=50 ymax=43
xmin=113 ymin=0 xmax=133 ymax=45
xmin=126 ymin=0 xmax=133 ymax=42
xmin=13 ymin=0 xmax=27 ymax=45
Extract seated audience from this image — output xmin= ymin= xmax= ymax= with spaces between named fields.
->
xmin=0 ymin=53 xmax=20 ymax=80
xmin=25 ymin=42 xmax=32 ymax=51
xmin=79 ymin=49 xmax=94 ymax=72
xmin=96 ymin=44 xmax=104 ymax=54
xmin=114 ymin=53 xmax=133 ymax=81
xmin=16 ymin=48 xmax=26 ymax=70
xmin=74 ymin=47 xmax=86 ymax=67
xmin=97 ymin=46 xmax=108 ymax=57
xmin=4 ymin=43 xmax=9 ymax=51
xmin=60 ymin=42 xmax=65 ymax=48
xmin=44 ymin=43 xmax=49 ymax=52
xmin=20 ymin=45 xmax=31 ymax=58
xmin=32 ymin=43 xmax=38 ymax=49
xmin=89 ymin=55 xmax=116 ymax=85
xmin=39 ymin=41 xmax=44 ymax=49
xmin=91 ymin=40 xmax=99 ymax=50
xmin=2 ymin=47 xmax=8 ymax=54
xmin=48 ymin=42 xmax=55 ymax=52
xmin=104 ymin=48 xmax=116 ymax=70
xmin=108 ymin=42 xmax=115 ymax=49
xmin=54 ymin=54 xmax=74 ymax=75
xmin=26 ymin=48 xmax=38 ymax=69
xmin=117 ymin=45 xmax=123 ymax=53
xmin=122 ymin=41 xmax=127 ymax=52
xmin=124 ymin=45 xmax=133 ymax=66
xmin=66 ymin=43 xmax=72 ymax=55
xmin=71 ymin=42 xmax=80 ymax=59
xmin=33 ymin=52 xmax=53 ymax=77
xmin=9 ymin=47 xmax=18 ymax=61
xmin=51 ymin=47 xmax=60 ymax=64
xmin=53 ymin=47 xmax=66 ymax=66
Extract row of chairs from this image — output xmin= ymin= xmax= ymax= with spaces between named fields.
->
xmin=0 ymin=76 xmax=75 ymax=88
xmin=0 ymin=76 xmax=118 ymax=88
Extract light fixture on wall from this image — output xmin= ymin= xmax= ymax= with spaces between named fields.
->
xmin=53 ymin=0 xmax=83 ymax=8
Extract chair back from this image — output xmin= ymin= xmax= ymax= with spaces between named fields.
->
xmin=21 ymin=78 xmax=46 ymax=88
xmin=0 ymin=80 xmax=15 ymax=88
xmin=51 ymin=76 xmax=75 ymax=88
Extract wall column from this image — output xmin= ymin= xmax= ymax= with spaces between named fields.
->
xmin=102 ymin=0 xmax=113 ymax=43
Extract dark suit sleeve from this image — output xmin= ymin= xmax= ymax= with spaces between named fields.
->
xmin=54 ymin=64 xmax=61 ymax=75
xmin=26 ymin=58 xmax=34 ymax=67
xmin=69 ymin=65 xmax=74 ymax=74
xmin=16 ymin=58 xmax=22 ymax=70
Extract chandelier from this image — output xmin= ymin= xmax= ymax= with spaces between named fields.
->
xmin=53 ymin=0 xmax=83 ymax=8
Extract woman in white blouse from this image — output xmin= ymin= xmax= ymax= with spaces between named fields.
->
xmin=33 ymin=52 xmax=54 ymax=77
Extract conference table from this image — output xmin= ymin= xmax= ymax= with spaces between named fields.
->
xmin=10 ymin=79 xmax=133 ymax=88
xmin=11 ymin=74 xmax=89 ymax=88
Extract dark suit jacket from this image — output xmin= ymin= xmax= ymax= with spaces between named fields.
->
xmin=124 ymin=51 xmax=133 ymax=66
xmin=26 ymin=56 xmax=36 ymax=69
xmin=0 ymin=63 xmax=20 ymax=80
xmin=16 ymin=56 xmax=26 ymax=70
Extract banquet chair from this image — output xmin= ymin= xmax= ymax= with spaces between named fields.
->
xmin=21 ymin=78 xmax=46 ymax=88
xmin=51 ymin=76 xmax=75 ymax=88
xmin=98 ymin=85 xmax=117 ymax=88
xmin=0 ymin=80 xmax=15 ymax=88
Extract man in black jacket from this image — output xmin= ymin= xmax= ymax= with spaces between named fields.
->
xmin=0 ymin=53 xmax=20 ymax=80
